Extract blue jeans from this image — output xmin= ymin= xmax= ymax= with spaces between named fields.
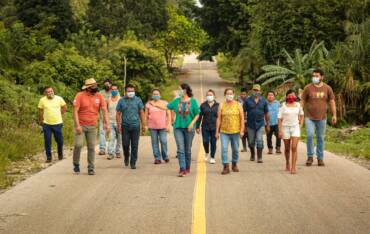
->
xmin=247 ymin=127 xmax=264 ymax=149
xmin=43 ymin=124 xmax=63 ymax=160
xmin=99 ymin=117 xmax=106 ymax=151
xmin=220 ymin=133 xmax=240 ymax=164
xmin=150 ymin=129 xmax=168 ymax=161
xmin=201 ymin=128 xmax=217 ymax=158
xmin=108 ymin=123 xmax=122 ymax=155
xmin=174 ymin=128 xmax=195 ymax=170
xmin=305 ymin=118 xmax=327 ymax=160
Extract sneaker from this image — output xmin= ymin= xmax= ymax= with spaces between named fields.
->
xmin=124 ymin=159 xmax=129 ymax=167
xmin=306 ymin=157 xmax=314 ymax=166
xmin=130 ymin=164 xmax=136 ymax=169
xmin=45 ymin=159 xmax=52 ymax=163
xmin=98 ymin=150 xmax=106 ymax=155
xmin=116 ymin=153 xmax=121 ymax=158
xmin=88 ymin=169 xmax=95 ymax=175
xmin=204 ymin=153 xmax=209 ymax=161
xmin=268 ymin=148 xmax=273 ymax=154
xmin=210 ymin=158 xmax=216 ymax=164
xmin=73 ymin=164 xmax=80 ymax=174
xmin=178 ymin=170 xmax=187 ymax=177
xmin=154 ymin=160 xmax=161 ymax=164
xmin=107 ymin=154 xmax=114 ymax=160
xmin=58 ymin=155 xmax=64 ymax=160
xmin=318 ymin=159 xmax=325 ymax=167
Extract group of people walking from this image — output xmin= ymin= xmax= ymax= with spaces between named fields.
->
xmin=37 ymin=68 xmax=336 ymax=176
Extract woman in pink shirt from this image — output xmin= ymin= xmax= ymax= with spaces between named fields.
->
xmin=145 ymin=89 xmax=171 ymax=164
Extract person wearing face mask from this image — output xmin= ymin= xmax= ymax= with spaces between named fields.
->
xmin=216 ymin=88 xmax=245 ymax=175
xmin=73 ymin=78 xmax=110 ymax=175
xmin=98 ymin=79 xmax=112 ymax=155
xmin=278 ymin=90 xmax=304 ymax=174
xmin=301 ymin=68 xmax=336 ymax=167
xmin=38 ymin=86 xmax=67 ymax=163
xmin=116 ymin=84 xmax=145 ymax=169
xmin=153 ymin=83 xmax=200 ymax=177
xmin=107 ymin=85 xmax=122 ymax=160
xmin=196 ymin=89 xmax=219 ymax=164
xmin=243 ymin=84 xmax=270 ymax=163
xmin=237 ymin=88 xmax=249 ymax=152
xmin=145 ymin=89 xmax=171 ymax=164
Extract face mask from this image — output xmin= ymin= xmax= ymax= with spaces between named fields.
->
xmin=312 ymin=77 xmax=321 ymax=84
xmin=111 ymin=90 xmax=119 ymax=96
xmin=126 ymin=92 xmax=135 ymax=98
xmin=206 ymin=95 xmax=214 ymax=102
xmin=226 ymin=95 xmax=234 ymax=101
xmin=179 ymin=89 xmax=186 ymax=97
xmin=104 ymin=85 xmax=111 ymax=91
xmin=286 ymin=96 xmax=297 ymax=104
xmin=252 ymin=91 xmax=260 ymax=97
xmin=152 ymin=95 xmax=160 ymax=101
xmin=47 ymin=93 xmax=54 ymax=99
xmin=88 ymin=87 xmax=99 ymax=93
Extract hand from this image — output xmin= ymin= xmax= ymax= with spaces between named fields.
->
xmin=265 ymin=125 xmax=270 ymax=134
xmin=118 ymin=127 xmax=122 ymax=134
xmin=215 ymin=132 xmax=220 ymax=140
xmin=75 ymin=126 xmax=83 ymax=135
xmin=141 ymin=126 xmax=146 ymax=135
xmin=240 ymin=132 xmax=244 ymax=139
xmin=187 ymin=124 xmax=194 ymax=133
xmin=166 ymin=126 xmax=171 ymax=133
xmin=104 ymin=124 xmax=110 ymax=134
xmin=144 ymin=126 xmax=149 ymax=132
xmin=278 ymin=131 xmax=283 ymax=139
xmin=332 ymin=116 xmax=337 ymax=125
xmin=196 ymin=128 xmax=200 ymax=134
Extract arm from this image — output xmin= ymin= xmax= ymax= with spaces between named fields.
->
xmin=215 ymin=104 xmax=222 ymax=139
xmin=61 ymin=105 xmax=67 ymax=114
xmin=166 ymin=110 xmax=171 ymax=132
xmin=239 ymin=104 xmax=245 ymax=138
xmin=330 ymin=99 xmax=337 ymax=125
xmin=144 ymin=105 xmax=149 ymax=130
xmin=116 ymin=112 xmax=122 ymax=133
xmin=265 ymin=112 xmax=270 ymax=133
xmin=73 ymin=106 xmax=82 ymax=134
xmin=196 ymin=107 xmax=203 ymax=134
xmin=188 ymin=115 xmax=199 ymax=132
xmin=278 ymin=118 xmax=283 ymax=139
xmin=38 ymin=108 xmax=44 ymax=125
xmin=140 ymin=109 xmax=146 ymax=134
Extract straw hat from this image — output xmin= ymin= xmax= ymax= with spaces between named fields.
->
xmin=252 ymin=84 xmax=261 ymax=91
xmin=82 ymin=78 xmax=97 ymax=90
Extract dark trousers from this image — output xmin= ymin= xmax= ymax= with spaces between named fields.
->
xmin=241 ymin=123 xmax=248 ymax=149
xmin=267 ymin=125 xmax=281 ymax=149
xmin=42 ymin=124 xmax=63 ymax=160
xmin=122 ymin=126 xmax=140 ymax=166
xmin=201 ymin=128 xmax=217 ymax=158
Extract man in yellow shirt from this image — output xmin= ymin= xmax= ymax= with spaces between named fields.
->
xmin=38 ymin=87 xmax=67 ymax=163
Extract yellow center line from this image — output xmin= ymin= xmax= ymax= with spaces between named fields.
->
xmin=192 ymin=60 xmax=206 ymax=234
xmin=192 ymin=147 xmax=207 ymax=234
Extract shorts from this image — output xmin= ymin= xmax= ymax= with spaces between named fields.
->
xmin=282 ymin=125 xmax=300 ymax=139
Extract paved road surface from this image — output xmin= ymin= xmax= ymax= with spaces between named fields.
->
xmin=0 ymin=54 xmax=369 ymax=234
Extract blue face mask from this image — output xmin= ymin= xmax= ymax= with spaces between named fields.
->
xmin=152 ymin=95 xmax=160 ymax=100
xmin=111 ymin=90 xmax=119 ymax=96
xmin=126 ymin=92 xmax=135 ymax=98
xmin=252 ymin=91 xmax=260 ymax=97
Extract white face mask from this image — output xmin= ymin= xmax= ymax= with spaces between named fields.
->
xmin=126 ymin=92 xmax=135 ymax=98
xmin=312 ymin=77 xmax=321 ymax=84
xmin=226 ymin=95 xmax=234 ymax=101
xmin=206 ymin=95 xmax=214 ymax=102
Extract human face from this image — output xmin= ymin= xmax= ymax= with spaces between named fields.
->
xmin=240 ymin=92 xmax=247 ymax=100
xmin=312 ymin=72 xmax=322 ymax=84
xmin=267 ymin=92 xmax=275 ymax=102
xmin=225 ymin=90 xmax=234 ymax=101
xmin=206 ymin=91 xmax=215 ymax=102
xmin=286 ymin=92 xmax=297 ymax=104
xmin=104 ymin=81 xmax=111 ymax=91
xmin=45 ymin=88 xmax=54 ymax=99
xmin=152 ymin=90 xmax=161 ymax=101
xmin=111 ymin=86 xmax=119 ymax=96
xmin=126 ymin=87 xmax=135 ymax=98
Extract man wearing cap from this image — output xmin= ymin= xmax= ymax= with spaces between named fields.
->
xmin=72 ymin=78 xmax=110 ymax=175
xmin=243 ymin=84 xmax=270 ymax=163
xmin=98 ymin=79 xmax=112 ymax=155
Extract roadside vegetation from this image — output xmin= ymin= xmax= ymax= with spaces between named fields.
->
xmin=0 ymin=0 xmax=205 ymax=189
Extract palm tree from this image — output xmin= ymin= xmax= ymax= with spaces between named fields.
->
xmin=257 ymin=40 xmax=328 ymax=88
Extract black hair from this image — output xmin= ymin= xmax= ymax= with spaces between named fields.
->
xmin=180 ymin=83 xmax=193 ymax=97
xmin=285 ymin=89 xmax=296 ymax=97
xmin=152 ymin=88 xmax=161 ymax=94
xmin=224 ymin=88 xmax=235 ymax=95
xmin=103 ymin=79 xmax=112 ymax=84
xmin=125 ymin=84 xmax=135 ymax=91
xmin=207 ymin=89 xmax=215 ymax=96
xmin=43 ymin=86 xmax=52 ymax=92
xmin=240 ymin=87 xmax=248 ymax=93
xmin=267 ymin=90 xmax=275 ymax=96
xmin=313 ymin=68 xmax=324 ymax=76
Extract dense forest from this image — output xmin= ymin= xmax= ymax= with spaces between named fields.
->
xmin=197 ymin=0 xmax=370 ymax=125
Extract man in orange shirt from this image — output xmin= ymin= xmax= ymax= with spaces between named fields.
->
xmin=72 ymin=78 xmax=110 ymax=175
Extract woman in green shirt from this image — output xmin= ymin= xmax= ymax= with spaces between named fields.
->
xmin=152 ymin=83 xmax=199 ymax=177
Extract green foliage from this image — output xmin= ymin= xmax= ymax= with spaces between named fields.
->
xmin=154 ymin=7 xmax=208 ymax=71
xmin=86 ymin=0 xmax=168 ymax=39
xmin=15 ymin=0 xmax=78 ymax=41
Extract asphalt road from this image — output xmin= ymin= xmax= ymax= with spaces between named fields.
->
xmin=0 ymin=54 xmax=369 ymax=234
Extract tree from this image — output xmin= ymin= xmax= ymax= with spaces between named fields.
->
xmin=257 ymin=41 xmax=328 ymax=88
xmin=15 ymin=0 xmax=78 ymax=41
xmin=154 ymin=7 xmax=208 ymax=71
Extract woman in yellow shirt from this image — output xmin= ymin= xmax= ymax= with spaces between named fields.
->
xmin=216 ymin=88 xmax=244 ymax=175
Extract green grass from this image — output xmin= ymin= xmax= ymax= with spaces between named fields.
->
xmin=300 ymin=126 xmax=370 ymax=159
